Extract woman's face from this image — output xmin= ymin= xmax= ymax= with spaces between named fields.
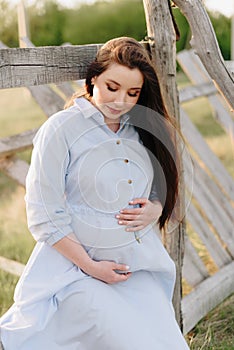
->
xmin=91 ymin=63 xmax=143 ymax=123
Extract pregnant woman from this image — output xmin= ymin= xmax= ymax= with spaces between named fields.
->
xmin=0 ymin=37 xmax=189 ymax=349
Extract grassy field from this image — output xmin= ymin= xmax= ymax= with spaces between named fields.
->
xmin=0 ymin=75 xmax=233 ymax=348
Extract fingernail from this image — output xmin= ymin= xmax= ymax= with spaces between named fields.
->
xmin=129 ymin=201 xmax=133 ymax=204
xmin=120 ymin=210 xmax=124 ymax=213
xmin=125 ymin=265 xmax=130 ymax=270
xmin=116 ymin=215 xmax=120 ymax=218
xmin=118 ymin=221 xmax=123 ymax=224
xmin=126 ymin=228 xmax=130 ymax=232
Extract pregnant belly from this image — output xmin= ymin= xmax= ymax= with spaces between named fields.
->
xmin=70 ymin=213 xmax=142 ymax=249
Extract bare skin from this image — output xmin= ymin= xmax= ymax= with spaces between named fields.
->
xmin=53 ymin=234 xmax=131 ymax=285
xmin=116 ymin=198 xmax=162 ymax=232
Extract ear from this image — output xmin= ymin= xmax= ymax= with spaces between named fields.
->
xmin=91 ymin=76 xmax=97 ymax=85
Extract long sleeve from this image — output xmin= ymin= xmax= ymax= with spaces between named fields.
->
xmin=148 ymin=182 xmax=159 ymax=202
xmin=25 ymin=114 xmax=73 ymax=246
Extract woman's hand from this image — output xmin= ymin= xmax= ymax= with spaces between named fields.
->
xmin=53 ymin=235 xmax=131 ymax=285
xmin=116 ymin=198 xmax=162 ymax=232
xmin=85 ymin=260 xmax=132 ymax=284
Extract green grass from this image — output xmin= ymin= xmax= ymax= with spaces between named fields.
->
xmin=0 ymin=271 xmax=19 ymax=316
xmin=187 ymin=294 xmax=234 ymax=350
xmin=0 ymin=183 xmax=35 ymax=316
xmin=0 ymin=79 xmax=234 ymax=348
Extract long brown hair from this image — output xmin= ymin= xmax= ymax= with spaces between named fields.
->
xmin=68 ymin=37 xmax=179 ymax=230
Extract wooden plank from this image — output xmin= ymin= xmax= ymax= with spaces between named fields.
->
xmin=0 ymin=157 xmax=29 ymax=187
xmin=0 ymin=45 xmax=102 ymax=89
xmin=181 ymin=108 xmax=234 ymax=202
xmin=179 ymin=82 xmax=217 ymax=103
xmin=28 ymin=85 xmax=64 ymax=116
xmin=143 ymin=0 xmax=184 ymax=326
xmin=225 ymin=61 xmax=234 ymax=76
xmin=0 ymin=256 xmax=25 ymax=276
xmin=185 ymin=153 xmax=234 ymax=223
xmin=2 ymin=41 xmax=67 ymax=116
xmin=55 ymin=82 xmax=75 ymax=99
xmin=18 ymin=38 xmax=75 ymax=102
xmin=184 ymin=157 xmax=234 ymax=256
xmin=17 ymin=0 xmax=30 ymax=48
xmin=177 ymin=50 xmax=234 ymax=138
xmin=187 ymin=202 xmax=232 ymax=267
xmin=0 ymin=128 xmax=37 ymax=158
xmin=182 ymin=261 xmax=234 ymax=334
xmin=177 ymin=49 xmax=210 ymax=83
xmin=173 ymin=1 xmax=234 ymax=110
xmin=207 ymin=94 xmax=234 ymax=137
xmin=182 ymin=235 xmax=209 ymax=287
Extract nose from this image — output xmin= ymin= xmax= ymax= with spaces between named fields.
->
xmin=114 ymin=91 xmax=128 ymax=107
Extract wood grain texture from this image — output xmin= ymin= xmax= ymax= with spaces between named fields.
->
xmin=187 ymin=202 xmax=232 ymax=268
xmin=181 ymin=108 xmax=234 ymax=202
xmin=143 ymin=0 xmax=184 ymax=327
xmin=179 ymin=82 xmax=217 ymax=103
xmin=18 ymin=37 xmax=76 ymax=100
xmin=177 ymin=50 xmax=234 ymax=139
xmin=184 ymin=157 xmax=234 ymax=256
xmin=174 ymin=0 xmax=234 ymax=110
xmin=0 ymin=45 xmax=102 ymax=88
xmin=182 ymin=261 xmax=234 ymax=334
xmin=182 ymin=235 xmax=209 ymax=287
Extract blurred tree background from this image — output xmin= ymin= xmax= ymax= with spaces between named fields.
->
xmin=0 ymin=0 xmax=231 ymax=59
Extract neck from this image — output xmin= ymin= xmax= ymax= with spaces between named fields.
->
xmin=104 ymin=117 xmax=120 ymax=133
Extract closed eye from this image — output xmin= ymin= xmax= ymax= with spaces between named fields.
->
xmin=107 ymin=84 xmax=117 ymax=92
xmin=128 ymin=91 xmax=141 ymax=97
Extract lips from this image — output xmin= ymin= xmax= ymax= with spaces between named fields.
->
xmin=106 ymin=105 xmax=123 ymax=115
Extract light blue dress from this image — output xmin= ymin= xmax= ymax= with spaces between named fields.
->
xmin=0 ymin=97 xmax=189 ymax=349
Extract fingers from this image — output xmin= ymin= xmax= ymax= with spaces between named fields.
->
xmin=129 ymin=198 xmax=148 ymax=205
xmin=118 ymin=220 xmax=142 ymax=228
xmin=114 ymin=263 xmax=130 ymax=272
xmin=119 ymin=208 xmax=142 ymax=215
xmin=117 ymin=214 xmax=140 ymax=221
xmin=112 ymin=264 xmax=131 ymax=283
xmin=91 ymin=261 xmax=132 ymax=284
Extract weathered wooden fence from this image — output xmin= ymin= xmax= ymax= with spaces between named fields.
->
xmin=0 ymin=0 xmax=233 ymax=335
xmin=178 ymin=49 xmax=234 ymax=333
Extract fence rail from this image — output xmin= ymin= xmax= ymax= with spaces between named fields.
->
xmin=0 ymin=43 xmax=233 ymax=334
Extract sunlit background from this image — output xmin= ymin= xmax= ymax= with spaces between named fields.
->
xmin=6 ymin=0 xmax=234 ymax=17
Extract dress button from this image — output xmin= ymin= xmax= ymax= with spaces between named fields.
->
xmin=124 ymin=159 xmax=129 ymax=163
xmin=116 ymin=140 xmax=121 ymax=145
xmin=128 ymin=179 xmax=132 ymax=184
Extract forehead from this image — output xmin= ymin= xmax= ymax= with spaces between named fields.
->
xmin=100 ymin=63 xmax=143 ymax=87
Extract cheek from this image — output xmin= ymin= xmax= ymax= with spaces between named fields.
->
xmin=93 ymin=86 xmax=113 ymax=104
xmin=125 ymin=96 xmax=139 ymax=110
xmin=133 ymin=96 xmax=140 ymax=105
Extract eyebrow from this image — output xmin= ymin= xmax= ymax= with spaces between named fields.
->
xmin=107 ymin=79 xmax=142 ymax=90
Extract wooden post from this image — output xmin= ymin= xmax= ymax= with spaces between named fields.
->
xmin=173 ymin=0 xmax=234 ymax=111
xmin=143 ymin=0 xmax=185 ymax=328
xmin=18 ymin=0 xmax=31 ymax=48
